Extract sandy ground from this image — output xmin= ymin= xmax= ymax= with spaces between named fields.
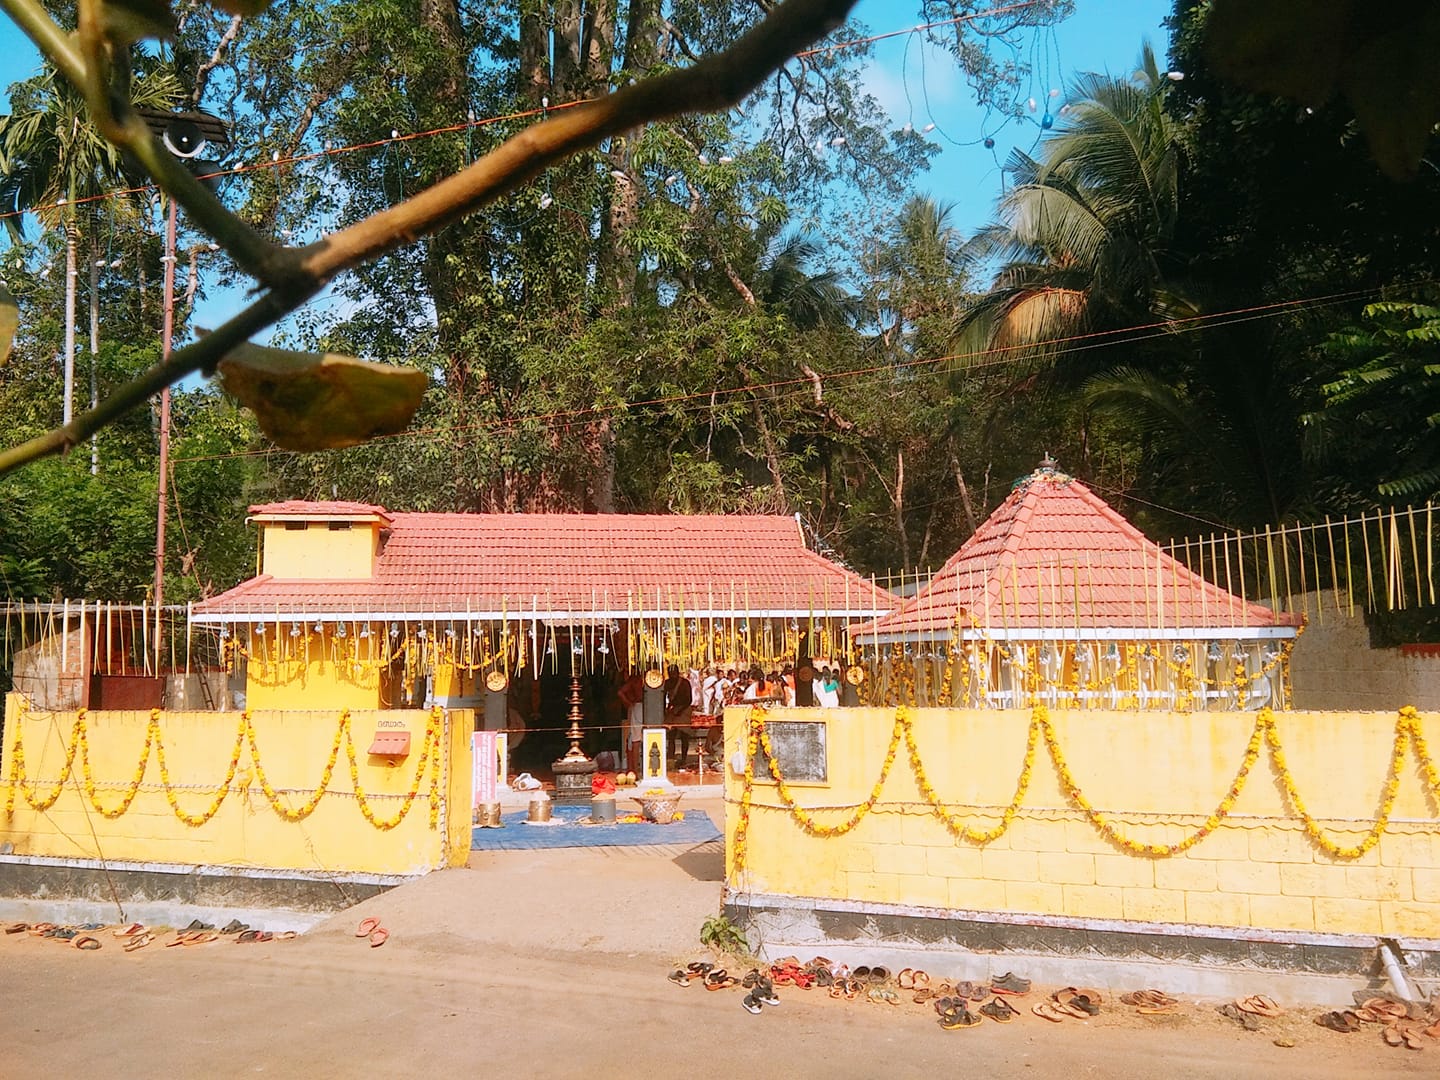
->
xmin=2 ymin=798 xmax=1435 ymax=1079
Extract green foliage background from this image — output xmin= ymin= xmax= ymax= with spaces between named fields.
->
xmin=0 ymin=0 xmax=1437 ymax=621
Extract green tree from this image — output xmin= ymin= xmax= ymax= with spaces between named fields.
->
xmin=0 ymin=62 xmax=179 ymax=429
xmin=1306 ymin=300 xmax=1440 ymax=504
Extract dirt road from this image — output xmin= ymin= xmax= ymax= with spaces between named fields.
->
xmin=1 ymin=838 xmax=1433 ymax=1079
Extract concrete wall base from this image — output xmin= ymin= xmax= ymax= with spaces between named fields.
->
xmin=0 ymin=854 xmax=409 ymax=930
xmin=725 ymin=890 xmax=1439 ymax=1007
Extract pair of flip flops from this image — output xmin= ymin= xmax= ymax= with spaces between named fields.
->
xmin=1120 ymin=989 xmax=1179 ymax=1014
xmin=1358 ymin=997 xmax=1408 ymax=1021
xmin=167 ymin=931 xmax=220 ymax=946
xmin=1030 ymin=989 xmax=1101 ymax=1022
xmin=1381 ymin=1023 xmax=1428 ymax=1050
xmin=123 ymin=932 xmax=155 ymax=952
xmin=237 ymin=929 xmax=275 ymax=943
xmin=896 ymin=968 xmax=930 ymax=991
xmin=851 ymin=965 xmax=891 ymax=983
xmin=1235 ymin=994 xmax=1283 ymax=1018
xmin=356 ymin=917 xmax=388 ymax=948
xmin=828 ymin=978 xmax=862 ymax=1000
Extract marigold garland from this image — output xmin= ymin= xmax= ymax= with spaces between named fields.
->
xmin=3 ymin=699 xmax=445 ymax=831
xmin=1264 ymin=706 xmax=1407 ymax=860
xmin=731 ymin=701 xmax=1439 ymax=873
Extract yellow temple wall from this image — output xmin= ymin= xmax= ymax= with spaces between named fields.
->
xmin=260 ymin=521 xmax=376 ymax=579
xmin=724 ymin=706 xmax=1440 ymax=939
xmin=242 ymin=628 xmax=385 ymax=711
xmin=1 ymin=694 xmax=474 ymax=877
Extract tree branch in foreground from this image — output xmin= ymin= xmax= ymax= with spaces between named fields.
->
xmin=0 ymin=0 xmax=858 ymax=476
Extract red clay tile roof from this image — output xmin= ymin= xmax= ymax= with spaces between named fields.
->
xmin=249 ymin=500 xmax=392 ymax=522
xmin=193 ymin=511 xmax=894 ymax=619
xmin=860 ymin=468 xmax=1299 ymax=641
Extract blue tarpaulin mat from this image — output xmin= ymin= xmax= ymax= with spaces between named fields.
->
xmin=471 ymin=804 xmax=720 ymax=851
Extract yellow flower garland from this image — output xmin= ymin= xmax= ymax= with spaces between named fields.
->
xmin=902 ymin=705 xmax=1038 ymax=843
xmin=1264 ymin=706 xmax=1408 ymax=860
xmin=3 ymin=700 xmax=445 ymax=831
xmin=731 ymin=702 xmax=1438 ymax=869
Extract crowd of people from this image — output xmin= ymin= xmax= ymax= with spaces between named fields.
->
xmin=696 ymin=664 xmax=843 ymax=710
xmin=615 ymin=661 xmax=846 ymax=771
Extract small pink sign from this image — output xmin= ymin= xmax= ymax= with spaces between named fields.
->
xmin=473 ymin=730 xmax=497 ymax=805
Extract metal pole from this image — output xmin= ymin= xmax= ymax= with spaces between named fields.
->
xmin=153 ymin=199 xmax=177 ymax=672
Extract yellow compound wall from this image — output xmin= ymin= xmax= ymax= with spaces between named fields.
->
xmin=1 ymin=694 xmax=473 ymax=877
xmin=723 ymin=706 xmax=1440 ymax=939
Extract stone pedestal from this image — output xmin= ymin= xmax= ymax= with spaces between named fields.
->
xmin=552 ymin=758 xmax=596 ymax=805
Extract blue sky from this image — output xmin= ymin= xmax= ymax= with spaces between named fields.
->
xmin=0 ymin=1 xmax=1171 ymax=340
xmin=852 ymin=0 xmax=1171 ymax=234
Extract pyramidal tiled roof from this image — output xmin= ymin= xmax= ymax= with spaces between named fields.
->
xmin=860 ymin=465 xmax=1300 ymax=640
xmin=193 ymin=509 xmax=894 ymax=619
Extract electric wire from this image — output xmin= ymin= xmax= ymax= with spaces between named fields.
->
xmin=167 ymin=278 xmax=1426 ymax=467
xmin=0 ymin=1 xmax=1050 ymax=229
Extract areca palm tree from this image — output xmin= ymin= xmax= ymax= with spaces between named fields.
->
xmin=958 ymin=43 xmax=1190 ymax=371
xmin=0 ymin=63 xmax=179 ymax=430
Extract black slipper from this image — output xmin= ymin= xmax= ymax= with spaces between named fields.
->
xmin=980 ymin=998 xmax=1018 ymax=1023
xmin=220 ymin=919 xmax=248 ymax=935
xmin=742 ymin=993 xmax=762 ymax=1015
xmin=668 ymin=970 xmax=692 ymax=987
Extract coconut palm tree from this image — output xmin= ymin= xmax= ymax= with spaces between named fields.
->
xmin=0 ymin=63 xmax=179 ymax=432
xmin=754 ymin=230 xmax=858 ymax=330
xmin=957 ymin=42 xmax=1190 ymax=373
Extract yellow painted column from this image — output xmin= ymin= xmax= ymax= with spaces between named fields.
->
xmin=446 ymin=709 xmax=474 ymax=867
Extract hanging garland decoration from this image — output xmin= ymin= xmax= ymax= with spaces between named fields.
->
xmin=864 ymin=619 xmax=1306 ymax=711
xmin=1406 ymin=705 xmax=1440 ymax=802
xmin=77 ymin=709 xmax=155 ymax=819
xmin=153 ymin=707 xmax=249 ymax=827
xmin=731 ymin=712 xmax=759 ymax=873
xmin=903 ymin=704 xmax=1038 ymax=843
xmin=245 ymin=707 xmax=347 ymax=822
xmin=1264 ymin=704 xmax=1408 ymax=860
xmin=3 ymin=707 xmax=83 ymax=813
xmin=731 ymin=702 xmax=1438 ymax=874
xmin=753 ymin=704 xmax=906 ymax=838
xmin=3 ymin=699 xmax=445 ymax=831
xmin=345 ymin=705 xmax=444 ymax=831
xmin=1041 ymin=703 xmax=1266 ymax=857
